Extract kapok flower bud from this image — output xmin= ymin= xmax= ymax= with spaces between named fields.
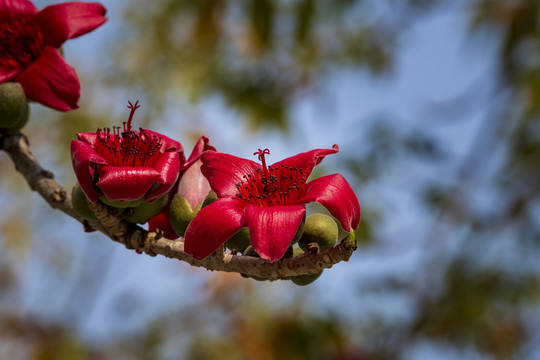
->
xmin=169 ymin=193 xmax=197 ymax=236
xmin=0 ymin=82 xmax=29 ymax=131
xmin=125 ymin=195 xmax=168 ymax=224
xmin=226 ymin=227 xmax=251 ymax=252
xmin=167 ymin=136 xmax=216 ymax=236
xmin=298 ymin=213 xmax=338 ymax=253
xmin=71 ymin=184 xmax=97 ymax=220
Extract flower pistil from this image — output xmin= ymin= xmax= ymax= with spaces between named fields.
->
xmin=234 ymin=149 xmax=307 ymax=207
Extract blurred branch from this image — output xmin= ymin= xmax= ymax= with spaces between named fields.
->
xmin=0 ymin=132 xmax=357 ymax=280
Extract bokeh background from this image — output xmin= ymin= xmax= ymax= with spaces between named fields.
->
xmin=1 ymin=0 xmax=540 ymax=359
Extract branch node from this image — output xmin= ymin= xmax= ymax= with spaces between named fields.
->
xmin=51 ymin=188 xmax=67 ymax=203
xmin=40 ymin=169 xmax=55 ymax=179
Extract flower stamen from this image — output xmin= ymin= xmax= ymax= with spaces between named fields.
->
xmin=233 ymin=149 xmax=307 ymax=207
xmin=95 ymin=101 xmax=162 ymax=167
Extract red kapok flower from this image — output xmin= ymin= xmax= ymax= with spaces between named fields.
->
xmin=0 ymin=0 xmax=107 ymax=111
xmin=71 ymin=101 xmax=184 ymax=204
xmin=184 ymin=145 xmax=361 ymax=262
xmin=148 ymin=136 xmax=217 ymax=239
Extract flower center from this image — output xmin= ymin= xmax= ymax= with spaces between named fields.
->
xmin=234 ymin=149 xmax=307 ymax=207
xmin=0 ymin=18 xmax=44 ymax=72
xmin=95 ymin=101 xmax=163 ymax=167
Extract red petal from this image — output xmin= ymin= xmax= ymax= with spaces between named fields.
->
xmin=245 ymin=205 xmax=306 ymax=263
xmin=143 ymin=129 xmax=184 ymax=153
xmin=183 ymin=136 xmax=216 ymax=170
xmin=200 ymin=151 xmax=261 ymax=198
xmin=35 ymin=2 xmax=107 ymax=48
xmin=184 ymin=198 xmax=245 ymax=260
xmin=0 ymin=69 xmax=21 ymax=83
xmin=145 ymin=151 xmax=181 ymax=202
xmin=97 ymin=166 xmax=161 ymax=202
xmin=297 ymin=174 xmax=361 ymax=231
xmin=148 ymin=209 xmax=179 ymax=240
xmin=71 ymin=140 xmax=107 ymax=202
xmin=0 ymin=0 xmax=37 ymax=22
xmin=16 ymin=46 xmax=80 ymax=111
xmin=272 ymin=144 xmax=339 ymax=179
xmin=76 ymin=132 xmax=98 ymax=146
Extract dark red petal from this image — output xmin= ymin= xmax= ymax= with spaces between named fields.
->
xmin=148 ymin=208 xmax=180 ymax=240
xmin=184 ymin=198 xmax=245 ymax=260
xmin=97 ymin=166 xmax=161 ymax=202
xmin=245 ymin=204 xmax=306 ymax=263
xmin=76 ymin=132 xmax=98 ymax=146
xmin=145 ymin=151 xmax=181 ymax=202
xmin=71 ymin=140 xmax=107 ymax=202
xmin=297 ymin=174 xmax=361 ymax=231
xmin=34 ymin=2 xmax=107 ymax=48
xmin=16 ymin=46 xmax=80 ymax=111
xmin=0 ymin=0 xmax=37 ymax=22
xmin=183 ymin=136 xmax=216 ymax=170
xmin=272 ymin=144 xmax=339 ymax=180
xmin=201 ymin=151 xmax=261 ymax=198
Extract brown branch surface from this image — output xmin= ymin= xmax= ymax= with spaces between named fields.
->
xmin=1 ymin=132 xmax=357 ymax=280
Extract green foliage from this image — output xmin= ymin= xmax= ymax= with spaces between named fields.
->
xmin=113 ymin=0 xmax=393 ymax=129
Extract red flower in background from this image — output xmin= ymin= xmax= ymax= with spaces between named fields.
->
xmin=184 ymin=145 xmax=361 ymax=262
xmin=0 ymin=0 xmax=107 ymax=111
xmin=71 ymin=101 xmax=184 ymax=204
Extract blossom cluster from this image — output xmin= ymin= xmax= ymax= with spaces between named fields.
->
xmin=69 ymin=101 xmax=361 ymax=270
xmin=0 ymin=0 xmax=361 ymax=284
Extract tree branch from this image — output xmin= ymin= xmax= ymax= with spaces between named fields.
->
xmin=1 ymin=132 xmax=357 ymax=280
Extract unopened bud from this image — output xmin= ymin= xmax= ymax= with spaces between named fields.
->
xmin=290 ymin=270 xmax=323 ymax=286
xmin=72 ymin=184 xmax=97 ymax=220
xmin=125 ymin=195 xmax=168 ymax=224
xmin=226 ymin=227 xmax=251 ymax=252
xmin=201 ymin=190 xmax=218 ymax=208
xmin=169 ymin=193 xmax=197 ymax=236
xmin=299 ymin=213 xmax=338 ymax=253
xmin=0 ymin=82 xmax=29 ymax=131
xmin=100 ymin=196 xmax=144 ymax=208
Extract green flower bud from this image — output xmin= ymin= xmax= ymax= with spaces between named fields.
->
xmin=169 ymin=193 xmax=198 ymax=236
xmin=290 ymin=271 xmax=323 ymax=286
xmin=125 ymin=195 xmax=168 ymax=224
xmin=71 ymin=184 xmax=97 ymax=220
xmin=100 ymin=196 xmax=145 ymax=208
xmin=4 ymin=104 xmax=29 ymax=135
xmin=0 ymin=83 xmax=29 ymax=130
xmin=226 ymin=227 xmax=251 ymax=252
xmin=201 ymin=190 xmax=218 ymax=208
xmin=298 ymin=213 xmax=338 ymax=253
